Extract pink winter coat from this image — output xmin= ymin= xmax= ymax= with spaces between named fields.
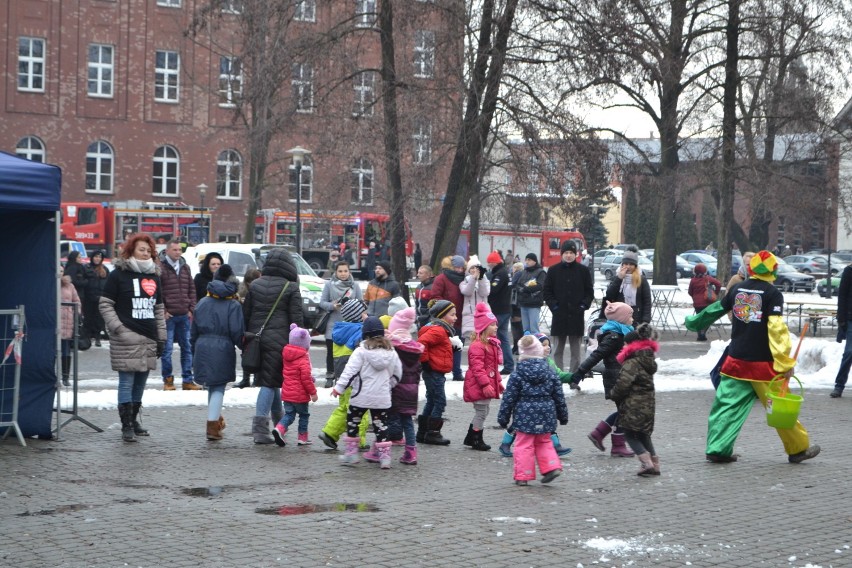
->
xmin=280 ymin=344 xmax=317 ymax=403
xmin=61 ymin=278 xmax=81 ymax=340
xmin=463 ymin=336 xmax=504 ymax=402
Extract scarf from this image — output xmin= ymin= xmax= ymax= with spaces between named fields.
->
xmin=620 ymin=275 xmax=638 ymax=307
xmin=441 ymin=268 xmax=465 ymax=286
xmin=127 ymin=257 xmax=156 ymax=274
xmin=329 ymin=274 xmax=355 ymax=300
xmin=600 ymin=320 xmax=634 ymax=336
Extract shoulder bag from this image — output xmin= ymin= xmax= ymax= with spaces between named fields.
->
xmin=242 ymin=282 xmax=289 ymax=372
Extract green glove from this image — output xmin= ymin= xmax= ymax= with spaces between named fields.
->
xmin=560 ymin=371 xmax=574 ymax=384
xmin=684 ymin=301 xmax=727 ymax=331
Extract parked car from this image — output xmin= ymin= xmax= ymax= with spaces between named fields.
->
xmin=680 ymin=252 xmax=718 ymax=277
xmin=682 ymin=248 xmax=717 ymax=258
xmin=773 ymin=263 xmax=816 ymax=293
xmin=783 ymin=254 xmax=846 ymax=275
xmin=643 ymin=251 xmax=694 ymax=279
xmin=817 ymin=275 xmax=841 ymax=298
xmin=599 ymin=254 xmax=654 ymax=281
xmin=583 ymin=248 xmax=618 ymax=268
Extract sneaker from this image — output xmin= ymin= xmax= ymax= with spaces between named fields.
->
xmin=541 ymin=469 xmax=562 ymax=484
xmin=163 ymin=376 xmax=176 ymax=391
xmin=297 ymin=432 xmax=312 ymax=445
xmin=272 ymin=423 xmax=287 ymax=447
xmin=514 ymin=480 xmax=529 ymax=486
xmin=788 ymin=445 xmax=820 ymax=464
xmin=705 ymin=453 xmax=738 ymax=463
xmin=317 ymin=432 xmax=338 ymax=450
xmin=830 ymin=387 xmax=843 ymax=398
xmin=182 ymin=381 xmax=202 ymax=391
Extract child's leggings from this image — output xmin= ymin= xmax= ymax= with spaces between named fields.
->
xmin=472 ymin=400 xmax=490 ymax=430
xmin=347 ymin=405 xmax=390 ymax=442
xmin=624 ymin=429 xmax=656 ymax=455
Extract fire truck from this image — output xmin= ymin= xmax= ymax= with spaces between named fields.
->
xmin=60 ymin=201 xmax=211 ymax=257
xmin=457 ymin=224 xmax=586 ymax=268
xmin=258 ymin=209 xmax=413 ymax=276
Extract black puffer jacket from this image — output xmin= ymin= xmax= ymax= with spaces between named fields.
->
xmin=242 ymin=249 xmax=304 ymax=388
xmin=575 ymin=329 xmax=625 ymax=398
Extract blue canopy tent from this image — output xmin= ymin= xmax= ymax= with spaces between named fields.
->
xmin=0 ymin=151 xmax=61 ymax=438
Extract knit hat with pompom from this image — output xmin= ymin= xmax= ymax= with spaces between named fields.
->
xmin=288 ymin=323 xmax=311 ymax=350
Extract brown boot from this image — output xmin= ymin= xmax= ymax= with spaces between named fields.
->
xmin=206 ymin=420 xmax=223 ymax=441
xmin=218 ymin=415 xmax=226 ymax=431
xmin=182 ymin=381 xmax=203 ymax=391
xmin=163 ymin=376 xmax=175 ymax=391
xmin=636 ymin=452 xmax=658 ymax=477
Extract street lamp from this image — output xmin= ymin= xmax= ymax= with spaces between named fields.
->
xmin=197 ymin=183 xmax=208 ymax=243
xmin=286 ymin=146 xmax=311 ymax=255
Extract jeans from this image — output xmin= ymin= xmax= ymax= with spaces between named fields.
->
xmin=520 ymin=306 xmax=541 ymax=335
xmin=162 ymin=314 xmax=193 ymax=382
xmin=495 ymin=312 xmax=514 ymax=372
xmin=834 ymin=325 xmax=852 ymax=390
xmin=281 ymin=401 xmax=311 ymax=434
xmin=207 ymin=385 xmax=225 ymax=421
xmin=452 ymin=327 xmax=464 ymax=380
xmin=118 ymin=371 xmax=149 ymax=404
xmin=422 ymin=367 xmax=447 ymax=418
xmin=255 ymin=386 xmax=283 ymax=418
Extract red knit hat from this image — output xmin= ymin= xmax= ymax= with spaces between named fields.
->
xmin=473 ymin=302 xmax=497 ymax=334
xmin=486 ymin=251 xmax=502 ymax=265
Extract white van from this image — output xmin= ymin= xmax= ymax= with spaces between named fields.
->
xmin=182 ymin=243 xmax=325 ymax=327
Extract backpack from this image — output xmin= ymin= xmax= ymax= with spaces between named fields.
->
xmin=705 ymin=279 xmax=718 ymax=302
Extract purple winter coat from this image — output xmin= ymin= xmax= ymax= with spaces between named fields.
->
xmin=390 ymin=339 xmax=424 ymax=415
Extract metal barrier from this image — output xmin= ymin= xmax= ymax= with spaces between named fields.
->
xmin=0 ymin=306 xmax=26 ymax=446
xmin=54 ymin=303 xmax=102 ymax=439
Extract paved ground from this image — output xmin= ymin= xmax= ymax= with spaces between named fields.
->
xmin=2 ymin=378 xmax=849 ymax=567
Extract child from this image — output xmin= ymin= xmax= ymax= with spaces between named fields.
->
xmin=687 ymin=263 xmax=722 ymax=341
xmin=498 ymin=332 xmax=572 ymax=457
xmin=273 ymin=323 xmax=319 ymax=447
xmin=497 ymin=335 xmax=569 ymax=485
xmin=610 ymin=323 xmax=660 ymax=476
xmin=317 ymin=298 xmax=371 ymax=450
xmin=332 ymin=317 xmax=402 ymax=468
xmin=416 ymin=299 xmax=462 ymax=445
xmin=463 ymin=303 xmax=503 ymax=451
xmin=572 ymin=301 xmax=635 ymax=458
xmin=385 ymin=307 xmax=424 ymax=465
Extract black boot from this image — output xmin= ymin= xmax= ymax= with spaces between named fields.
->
xmin=422 ymin=417 xmax=451 ymax=446
xmin=471 ymin=429 xmax=491 ymax=451
xmin=463 ymin=424 xmax=476 ymax=447
xmin=131 ymin=402 xmax=149 ymax=436
xmin=234 ymin=375 xmax=251 ymax=389
xmin=416 ymin=415 xmax=428 ymax=443
xmin=117 ymin=403 xmax=137 ymax=442
xmin=61 ymin=355 xmax=72 ymax=387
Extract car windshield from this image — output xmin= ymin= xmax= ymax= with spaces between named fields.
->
xmin=690 ymin=253 xmax=716 ymax=263
xmin=256 ymin=246 xmax=318 ymax=278
xmin=776 ymin=264 xmax=796 ymax=273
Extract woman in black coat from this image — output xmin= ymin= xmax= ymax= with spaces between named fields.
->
xmin=242 ymin=248 xmax=304 ymax=444
xmin=604 ymin=250 xmax=652 ymax=326
xmin=83 ymin=250 xmax=110 ymax=345
xmin=193 ymin=252 xmax=224 ymax=301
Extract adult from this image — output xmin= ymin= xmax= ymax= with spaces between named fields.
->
xmin=486 ymin=251 xmax=515 ymax=375
xmin=193 ymin=252 xmax=223 ymax=301
xmin=100 ymin=233 xmax=166 ymax=443
xmin=326 ymin=250 xmax=341 ymax=274
xmin=364 ymin=261 xmax=402 ymax=317
xmin=830 ymin=262 xmax=852 ymax=398
xmin=432 ymin=255 xmax=466 ymax=380
xmin=191 ymin=264 xmax=244 ymax=441
xmin=343 ymin=244 xmax=355 ymax=267
xmin=694 ymin=251 xmax=820 ymax=464
xmin=414 ymin=265 xmax=435 ymax=327
xmin=515 ymin=253 xmax=547 ymax=335
xmin=365 ymin=241 xmax=377 ymax=280
xmin=59 ymin=267 xmax=81 ymax=387
xmin=604 ymin=249 xmax=652 ymax=326
xmin=64 ymin=250 xmax=89 ymax=307
xmin=509 ymin=262 xmax=524 ymax=354
xmin=542 ymin=241 xmax=593 ymax=372
xmin=687 ymin=263 xmax=722 ymax=341
xmin=82 ymin=250 xmax=109 ymax=346
xmin=158 ymin=239 xmax=200 ymax=391
xmin=243 ymin=248 xmax=304 ymax=444
xmin=725 ymin=251 xmax=756 ymax=295
xmin=319 ymin=260 xmax=363 ymax=387
xmin=459 ymin=255 xmax=490 ymax=339
xmin=413 ymin=243 xmax=423 ymax=273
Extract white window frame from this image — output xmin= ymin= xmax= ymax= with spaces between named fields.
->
xmin=18 ymin=37 xmax=46 ymax=92
xmin=528 ymin=155 xmax=539 ymax=191
xmin=222 ymin=0 xmax=242 ymax=13
xmin=288 ymin=159 xmax=313 ymax=204
xmin=87 ymin=44 xmax=114 ymax=98
xmin=413 ymin=30 xmax=435 ymax=79
xmin=155 ymin=50 xmax=180 ymax=102
xmin=153 ymin=145 xmax=180 ymax=196
xmin=294 ymin=0 xmax=316 ymax=21
xmin=86 ymin=141 xmax=114 ymax=194
xmin=218 ymin=56 xmax=242 ymax=107
xmin=412 ymin=120 xmax=432 ymax=165
xmin=292 ymin=63 xmax=313 ymax=113
xmin=353 ymin=71 xmax=375 ymax=117
xmin=351 ymin=158 xmax=373 ymax=204
xmin=156 ymin=0 xmax=181 ymax=7
xmin=16 ymin=136 xmax=46 ymax=163
xmin=355 ymin=0 xmax=377 ymax=28
xmin=216 ymin=150 xmax=242 ymax=199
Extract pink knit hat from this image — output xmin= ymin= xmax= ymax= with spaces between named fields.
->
xmin=604 ymin=301 xmax=634 ymax=325
xmin=517 ymin=334 xmax=544 ymax=359
xmin=473 ymin=302 xmax=497 ymax=334
xmin=288 ymin=323 xmax=311 ymax=350
xmin=388 ymin=307 xmax=416 ymax=341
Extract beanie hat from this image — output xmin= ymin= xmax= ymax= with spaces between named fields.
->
xmin=625 ymin=322 xmax=658 ymax=344
xmin=486 ymin=251 xmax=502 ymax=265
xmin=362 ymin=316 xmax=385 ymax=339
xmin=377 ymin=260 xmax=392 ymax=275
xmin=473 ymin=302 xmax=497 ymax=334
xmin=748 ymin=250 xmax=778 ymax=282
xmin=388 ymin=296 xmax=409 ymax=316
xmin=339 ymin=298 xmax=367 ymax=323
xmin=560 ymin=241 xmax=577 ymax=254
xmin=694 ymin=263 xmax=707 ymax=275
xmin=428 ymin=299 xmax=455 ymax=319
xmin=451 ymin=255 xmax=466 ymax=268
xmin=533 ymin=332 xmax=550 ymax=346
xmin=91 ymin=250 xmax=105 ymax=261
xmin=604 ymin=301 xmax=634 ymax=325
xmin=621 ymin=251 xmax=638 ymax=266
xmin=288 ymin=323 xmax=311 ymax=350
xmin=525 ymin=252 xmax=538 ymax=263
xmin=388 ymin=307 xmax=416 ymax=340
xmin=214 ymin=264 xmax=234 ymax=282
xmin=517 ymin=334 xmax=544 ymax=359
xmin=467 ymin=254 xmax=482 ymax=269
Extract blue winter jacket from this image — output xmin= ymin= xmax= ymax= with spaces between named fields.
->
xmin=332 ymin=321 xmax=364 ymax=351
xmin=497 ymin=358 xmax=569 ymax=434
xmin=191 ymin=280 xmax=245 ymax=386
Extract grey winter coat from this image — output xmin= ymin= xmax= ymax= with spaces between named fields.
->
xmin=610 ymin=339 xmax=658 ymax=434
xmin=191 ymin=280 xmax=245 ymax=386
xmin=319 ymin=275 xmax=363 ymax=340
xmin=497 ymin=358 xmax=569 ymax=434
xmin=542 ymin=260 xmax=594 ymax=336
xmin=242 ymin=249 xmax=304 ymax=389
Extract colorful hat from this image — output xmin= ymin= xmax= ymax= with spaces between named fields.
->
xmin=288 ymin=323 xmax=311 ymax=350
xmin=748 ymin=250 xmax=778 ymax=282
xmin=388 ymin=307 xmax=416 ymax=340
xmin=473 ymin=302 xmax=497 ymax=334
xmin=486 ymin=251 xmax=502 ymax=265
xmin=428 ymin=299 xmax=455 ymax=319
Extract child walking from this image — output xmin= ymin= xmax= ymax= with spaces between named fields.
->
xmin=273 ymin=323 xmax=318 ymax=447
xmin=498 ymin=335 xmax=569 ymax=485
xmin=332 ymin=317 xmax=402 ymax=468
xmin=416 ymin=299 xmax=463 ymax=445
xmin=385 ymin=307 xmax=424 ymax=465
xmin=463 ymin=303 xmax=503 ymax=451
xmin=610 ymin=323 xmax=660 ymax=476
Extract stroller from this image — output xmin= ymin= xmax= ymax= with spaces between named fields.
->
xmin=582 ymin=306 xmax=607 ymax=378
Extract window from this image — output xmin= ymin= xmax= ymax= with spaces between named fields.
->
xmin=288 ymin=158 xmax=313 ymax=203
xmin=218 ymin=56 xmax=242 ymax=106
xmin=353 ymin=71 xmax=375 ymax=116
xmin=351 ymin=158 xmax=373 ymax=204
xmin=413 ymin=30 xmax=435 ymax=78
xmin=155 ymin=50 xmax=180 ymax=102
xmin=16 ymin=136 xmax=45 ymax=163
xmin=412 ymin=120 xmax=432 ymax=165
xmin=355 ymin=0 xmax=377 ymax=27
xmin=216 ymin=150 xmax=242 ymax=198
xmin=153 ymin=145 xmax=180 ymax=196
xmin=157 ymin=0 xmax=181 ymax=6
xmin=292 ymin=63 xmax=313 ymax=112
xmin=86 ymin=141 xmax=114 ymax=193
xmin=294 ymin=0 xmax=316 ymax=21
xmin=221 ymin=0 xmax=242 ymax=13
xmin=18 ymin=37 xmax=45 ymax=92
xmin=545 ymin=158 xmax=558 ymax=193
xmin=87 ymin=44 xmax=114 ymax=97
xmin=527 ymin=156 xmax=539 ymax=191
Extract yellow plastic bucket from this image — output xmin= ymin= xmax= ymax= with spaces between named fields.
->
xmin=765 ymin=376 xmax=804 ymax=430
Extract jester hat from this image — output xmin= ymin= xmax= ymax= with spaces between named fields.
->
xmin=748 ymin=250 xmax=778 ymax=282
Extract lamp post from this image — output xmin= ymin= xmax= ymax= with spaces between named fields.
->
xmin=197 ymin=183 xmax=208 ymax=243
xmin=589 ymin=203 xmax=601 ymax=274
xmin=286 ymin=146 xmax=311 ymax=255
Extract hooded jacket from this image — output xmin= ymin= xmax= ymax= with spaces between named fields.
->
xmin=575 ymin=327 xmax=628 ymax=397
xmin=364 ymin=275 xmax=402 ymax=317
xmin=610 ymin=339 xmax=659 ymax=434
xmin=459 ymin=273 xmax=490 ymax=336
xmin=431 ymin=269 xmax=465 ymax=325
xmin=280 ymin=344 xmax=317 ymax=403
xmin=497 ymin=357 xmax=569 ymax=434
xmin=333 ymin=343 xmax=402 ymax=409
xmin=390 ymin=339 xmax=424 ymax=415
xmin=418 ymin=320 xmax=455 ymax=373
xmin=191 ymin=279 xmax=244 ymax=386
xmin=463 ymin=336 xmax=504 ymax=402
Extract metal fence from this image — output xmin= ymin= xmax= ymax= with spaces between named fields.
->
xmin=0 ymin=306 xmax=26 ymax=446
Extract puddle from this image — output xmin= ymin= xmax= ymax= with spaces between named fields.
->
xmin=182 ymin=487 xmax=224 ymax=497
xmin=256 ymin=503 xmax=380 ymax=516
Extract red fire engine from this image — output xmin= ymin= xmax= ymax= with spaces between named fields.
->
xmin=458 ymin=224 xmax=586 ymax=267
